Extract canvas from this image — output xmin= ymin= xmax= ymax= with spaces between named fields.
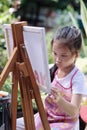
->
xmin=4 ymin=24 xmax=51 ymax=93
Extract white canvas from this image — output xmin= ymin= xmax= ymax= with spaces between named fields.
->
xmin=4 ymin=24 xmax=51 ymax=93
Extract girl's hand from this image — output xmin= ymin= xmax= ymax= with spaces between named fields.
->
xmin=50 ymin=87 xmax=61 ymax=103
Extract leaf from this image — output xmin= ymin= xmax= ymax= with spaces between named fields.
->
xmin=80 ymin=0 xmax=87 ymax=36
xmin=68 ymin=12 xmax=78 ymax=28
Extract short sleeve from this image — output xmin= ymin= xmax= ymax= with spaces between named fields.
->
xmin=72 ymin=71 xmax=87 ymax=96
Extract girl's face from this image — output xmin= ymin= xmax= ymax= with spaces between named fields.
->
xmin=52 ymin=41 xmax=78 ymax=70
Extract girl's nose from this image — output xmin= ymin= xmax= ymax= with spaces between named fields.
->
xmin=56 ymin=56 xmax=62 ymax=63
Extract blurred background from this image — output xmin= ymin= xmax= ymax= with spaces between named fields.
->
xmin=0 ymin=0 xmax=87 ymax=73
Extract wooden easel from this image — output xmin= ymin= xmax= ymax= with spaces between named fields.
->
xmin=0 ymin=22 xmax=50 ymax=130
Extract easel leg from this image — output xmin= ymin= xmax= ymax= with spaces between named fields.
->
xmin=32 ymin=85 xmax=50 ymax=130
xmin=11 ymin=69 xmax=19 ymax=130
xmin=26 ymin=77 xmax=51 ymax=130
xmin=19 ymin=76 xmax=35 ymax=130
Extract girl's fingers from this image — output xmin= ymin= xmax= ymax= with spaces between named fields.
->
xmin=51 ymin=87 xmax=59 ymax=95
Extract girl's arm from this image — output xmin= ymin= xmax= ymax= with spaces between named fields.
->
xmin=58 ymin=94 xmax=82 ymax=116
xmin=51 ymin=87 xmax=82 ymax=116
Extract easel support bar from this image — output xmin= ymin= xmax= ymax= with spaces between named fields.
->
xmin=0 ymin=47 xmax=18 ymax=89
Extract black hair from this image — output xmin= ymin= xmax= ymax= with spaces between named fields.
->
xmin=51 ymin=26 xmax=82 ymax=53
xmin=49 ymin=64 xmax=58 ymax=82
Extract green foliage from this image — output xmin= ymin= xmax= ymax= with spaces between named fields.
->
xmin=0 ymin=0 xmax=13 ymax=24
xmin=80 ymin=0 xmax=87 ymax=36
xmin=0 ymin=24 xmax=7 ymax=68
xmin=79 ymin=0 xmax=87 ymax=56
xmin=46 ymin=31 xmax=54 ymax=63
xmin=0 ymin=0 xmax=16 ymax=69
xmin=0 ymin=50 xmax=8 ymax=68
xmin=54 ymin=5 xmax=77 ymax=29
xmin=2 ymin=77 xmax=12 ymax=93
xmin=69 ymin=0 xmax=87 ymax=57
xmin=20 ymin=0 xmax=80 ymax=11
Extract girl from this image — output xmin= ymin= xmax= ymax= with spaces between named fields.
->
xmin=17 ymin=26 xmax=87 ymax=130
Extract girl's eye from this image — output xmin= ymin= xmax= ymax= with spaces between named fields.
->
xmin=61 ymin=55 xmax=68 ymax=57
